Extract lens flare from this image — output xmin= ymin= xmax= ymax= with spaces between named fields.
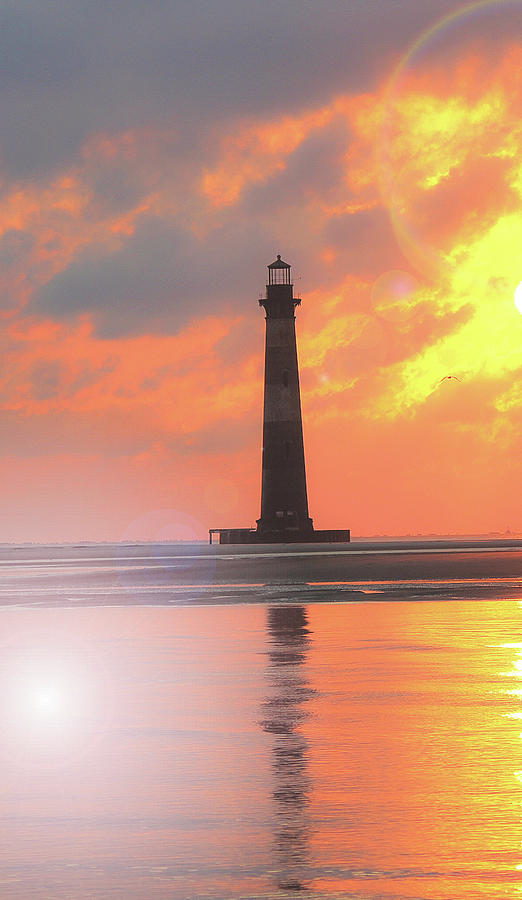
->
xmin=371 ymin=270 xmax=419 ymax=322
xmin=380 ymin=0 xmax=522 ymax=278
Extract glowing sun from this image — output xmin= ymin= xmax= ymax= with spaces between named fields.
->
xmin=514 ymin=282 xmax=522 ymax=314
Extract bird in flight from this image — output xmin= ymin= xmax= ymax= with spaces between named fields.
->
xmin=439 ymin=375 xmax=462 ymax=383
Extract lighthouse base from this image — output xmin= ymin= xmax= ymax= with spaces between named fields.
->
xmin=209 ymin=527 xmax=350 ymax=545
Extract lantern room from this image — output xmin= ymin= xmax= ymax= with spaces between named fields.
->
xmin=267 ymin=254 xmax=291 ymax=285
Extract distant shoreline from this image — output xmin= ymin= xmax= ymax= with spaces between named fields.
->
xmin=1 ymin=534 xmax=521 ymax=550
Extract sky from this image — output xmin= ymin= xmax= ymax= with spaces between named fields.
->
xmin=1 ymin=0 xmax=521 ymax=542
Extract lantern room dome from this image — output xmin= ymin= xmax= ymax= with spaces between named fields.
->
xmin=268 ymin=254 xmax=290 ymax=269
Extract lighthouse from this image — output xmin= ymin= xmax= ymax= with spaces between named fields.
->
xmin=209 ymin=256 xmax=350 ymax=544
xmin=256 ymin=255 xmax=313 ymax=540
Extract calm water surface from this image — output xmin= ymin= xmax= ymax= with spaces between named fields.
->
xmin=2 ymin=543 xmax=522 ymax=898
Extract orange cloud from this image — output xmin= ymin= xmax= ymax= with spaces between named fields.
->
xmin=201 ymin=106 xmax=337 ymax=208
xmin=2 ymin=313 xmax=262 ymax=439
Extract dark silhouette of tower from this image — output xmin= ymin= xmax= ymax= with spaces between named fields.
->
xmin=209 ymin=256 xmax=350 ymax=544
xmin=256 ymin=256 xmax=313 ymax=541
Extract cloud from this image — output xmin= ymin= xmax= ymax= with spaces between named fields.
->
xmin=0 ymin=229 xmax=36 ymax=309
xmin=408 ymin=152 xmax=519 ymax=254
xmin=30 ymin=216 xmax=278 ymax=336
xmin=0 ymin=229 xmax=35 ymax=266
xmin=0 ymin=0 xmax=458 ymax=180
xmin=239 ymin=117 xmax=353 ymax=215
xmin=325 ymin=206 xmax=407 ymax=278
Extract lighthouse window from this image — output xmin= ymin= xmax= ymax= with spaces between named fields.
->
xmin=282 ymin=369 xmax=289 ymax=387
xmin=269 ymin=267 xmax=290 ymax=285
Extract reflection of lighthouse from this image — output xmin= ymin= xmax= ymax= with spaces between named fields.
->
xmin=261 ymin=605 xmax=314 ymax=891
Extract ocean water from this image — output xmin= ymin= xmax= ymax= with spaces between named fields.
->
xmin=1 ymin=541 xmax=522 ymax=899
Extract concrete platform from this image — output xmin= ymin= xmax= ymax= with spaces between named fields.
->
xmin=209 ymin=527 xmax=350 ymax=544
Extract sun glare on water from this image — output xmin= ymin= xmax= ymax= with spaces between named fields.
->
xmin=514 ymin=282 xmax=522 ymax=314
xmin=6 ymin=661 xmax=91 ymax=744
xmin=33 ymin=684 xmax=64 ymax=717
xmin=2 ymin=664 xmax=99 ymax=766
xmin=15 ymin=678 xmax=72 ymax=732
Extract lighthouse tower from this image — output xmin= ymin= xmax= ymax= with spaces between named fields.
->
xmin=208 ymin=256 xmax=350 ymax=544
xmin=256 ymin=255 xmax=313 ymax=540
